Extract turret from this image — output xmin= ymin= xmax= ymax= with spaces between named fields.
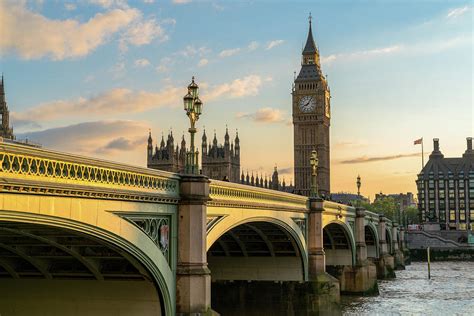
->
xmin=245 ymin=171 xmax=250 ymax=185
xmin=271 ymin=166 xmax=279 ymax=190
xmin=160 ymin=134 xmax=165 ymax=149
xmin=241 ymin=170 xmax=245 ymax=184
xmin=202 ymin=129 xmax=208 ymax=155
xmin=147 ymin=130 xmax=153 ymax=159
xmin=235 ymin=130 xmax=240 ymax=156
xmin=224 ymin=126 xmax=230 ymax=150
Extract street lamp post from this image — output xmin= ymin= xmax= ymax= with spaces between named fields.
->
xmin=310 ymin=149 xmax=319 ymax=198
xmin=183 ymin=76 xmax=203 ymax=175
xmin=356 ymin=175 xmax=361 ymax=197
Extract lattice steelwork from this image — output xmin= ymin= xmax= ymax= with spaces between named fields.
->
xmin=122 ymin=215 xmax=171 ymax=264
xmin=0 ymin=149 xmax=179 ymax=195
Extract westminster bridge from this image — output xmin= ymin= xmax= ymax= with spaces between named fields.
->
xmin=0 ymin=140 xmax=406 ymax=315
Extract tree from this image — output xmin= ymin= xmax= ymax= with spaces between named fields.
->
xmin=404 ymin=206 xmax=420 ymax=225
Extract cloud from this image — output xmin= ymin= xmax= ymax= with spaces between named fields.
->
xmin=248 ymin=41 xmax=259 ymax=51
xmin=134 ymin=58 xmax=150 ymax=67
xmin=96 ymin=136 xmax=146 ymax=153
xmin=266 ymin=40 xmax=284 ymax=50
xmin=143 ymin=0 xmax=155 ymax=3
xmin=16 ymin=120 xmax=147 ymax=155
xmin=156 ymin=57 xmax=171 ymax=73
xmin=177 ymin=45 xmax=209 ymax=58
xmin=0 ymin=2 xmax=139 ymax=60
xmin=339 ymin=153 xmax=420 ymax=164
xmin=236 ymin=107 xmax=285 ymax=123
xmin=198 ymin=58 xmax=209 ymax=67
xmin=119 ymin=18 xmax=168 ymax=52
xmin=446 ymin=6 xmax=470 ymax=19
xmin=219 ymin=48 xmax=241 ymax=58
xmin=205 ymin=75 xmax=263 ymax=100
xmin=88 ymin=0 xmax=128 ymax=8
xmin=321 ymin=45 xmax=402 ymax=65
xmin=334 ymin=141 xmax=368 ymax=149
xmin=64 ymin=3 xmax=76 ymax=11
xmin=172 ymin=0 xmax=192 ymax=4
xmin=13 ymin=87 xmax=182 ymax=122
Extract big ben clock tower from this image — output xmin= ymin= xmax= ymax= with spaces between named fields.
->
xmin=293 ymin=16 xmax=331 ymax=197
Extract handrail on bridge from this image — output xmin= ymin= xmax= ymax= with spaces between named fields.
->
xmin=0 ymin=140 xmax=180 ymax=197
xmin=209 ymin=179 xmax=308 ymax=212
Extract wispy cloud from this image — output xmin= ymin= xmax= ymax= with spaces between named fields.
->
xmin=266 ymin=40 xmax=284 ymax=50
xmin=64 ymin=3 xmax=76 ymax=11
xmin=119 ymin=18 xmax=168 ymax=52
xmin=205 ymin=75 xmax=264 ymax=100
xmin=236 ymin=107 xmax=285 ymax=123
xmin=248 ymin=41 xmax=259 ymax=51
xmin=134 ymin=58 xmax=150 ymax=67
xmin=198 ymin=58 xmax=209 ymax=67
xmin=339 ymin=153 xmax=420 ymax=164
xmin=0 ymin=2 xmax=139 ymax=60
xmin=321 ymin=45 xmax=401 ymax=65
xmin=17 ymin=120 xmax=147 ymax=156
xmin=446 ymin=6 xmax=470 ymax=19
xmin=172 ymin=0 xmax=192 ymax=4
xmin=219 ymin=48 xmax=241 ymax=58
xmin=13 ymin=87 xmax=182 ymax=122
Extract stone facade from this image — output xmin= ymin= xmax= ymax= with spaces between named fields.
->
xmin=147 ymin=128 xmax=241 ymax=183
xmin=201 ymin=128 xmax=240 ymax=182
xmin=416 ymin=138 xmax=474 ymax=231
xmin=292 ymin=19 xmax=331 ymax=197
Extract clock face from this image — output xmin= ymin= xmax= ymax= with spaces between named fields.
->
xmin=298 ymin=95 xmax=316 ymax=113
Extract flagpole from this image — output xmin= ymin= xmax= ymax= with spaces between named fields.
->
xmin=421 ymin=137 xmax=424 ymax=169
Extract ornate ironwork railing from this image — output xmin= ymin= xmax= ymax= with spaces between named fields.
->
xmin=209 ymin=179 xmax=308 ymax=212
xmin=0 ymin=140 xmax=180 ymax=200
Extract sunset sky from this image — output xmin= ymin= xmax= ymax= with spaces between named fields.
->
xmin=1 ymin=0 xmax=472 ymax=199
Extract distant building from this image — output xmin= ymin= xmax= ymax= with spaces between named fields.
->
xmin=416 ymin=138 xmax=474 ymax=231
xmin=331 ymin=193 xmax=369 ymax=205
xmin=0 ymin=75 xmax=15 ymax=140
xmin=374 ymin=192 xmax=416 ymax=209
xmin=147 ymin=128 xmax=241 ymax=183
xmin=240 ymin=166 xmax=295 ymax=193
xmin=201 ymin=128 xmax=240 ymax=183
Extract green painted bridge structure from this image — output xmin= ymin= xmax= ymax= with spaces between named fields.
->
xmin=0 ymin=140 xmax=406 ymax=315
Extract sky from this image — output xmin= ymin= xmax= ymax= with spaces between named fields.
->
xmin=0 ymin=0 xmax=472 ymax=200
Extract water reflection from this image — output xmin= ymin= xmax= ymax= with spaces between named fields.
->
xmin=341 ymin=261 xmax=474 ymax=315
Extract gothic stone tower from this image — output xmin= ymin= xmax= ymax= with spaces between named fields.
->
xmin=292 ymin=17 xmax=331 ymax=197
xmin=0 ymin=76 xmax=15 ymax=140
xmin=201 ymin=128 xmax=240 ymax=182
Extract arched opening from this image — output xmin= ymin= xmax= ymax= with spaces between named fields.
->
xmin=208 ymin=221 xmax=305 ymax=315
xmin=0 ymin=221 xmax=164 ymax=315
xmin=365 ymin=225 xmax=378 ymax=259
xmin=386 ymin=228 xmax=393 ymax=255
xmin=208 ymin=221 xmax=304 ymax=281
xmin=323 ymin=222 xmax=354 ymax=282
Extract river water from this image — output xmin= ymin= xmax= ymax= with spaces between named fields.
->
xmin=341 ymin=261 xmax=474 ymax=315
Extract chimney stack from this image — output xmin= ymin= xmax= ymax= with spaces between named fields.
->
xmin=463 ymin=137 xmax=473 ymax=157
xmin=433 ymin=138 xmax=439 ymax=152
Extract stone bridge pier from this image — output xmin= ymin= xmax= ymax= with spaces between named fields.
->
xmin=391 ymin=223 xmax=405 ymax=270
xmin=337 ymin=208 xmax=378 ymax=294
xmin=375 ymin=215 xmax=395 ymax=279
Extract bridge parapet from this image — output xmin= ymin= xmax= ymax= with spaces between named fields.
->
xmin=209 ymin=179 xmax=308 ymax=212
xmin=0 ymin=141 xmax=180 ymax=202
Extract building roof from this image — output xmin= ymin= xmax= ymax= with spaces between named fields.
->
xmin=303 ymin=20 xmax=317 ymax=54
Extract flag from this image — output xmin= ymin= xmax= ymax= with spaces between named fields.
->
xmin=414 ymin=138 xmax=422 ymax=145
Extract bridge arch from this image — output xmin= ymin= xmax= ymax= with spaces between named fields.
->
xmin=207 ymin=216 xmax=308 ymax=281
xmin=0 ymin=209 xmax=174 ymax=315
xmin=365 ymin=223 xmax=380 ymax=259
xmin=323 ymin=220 xmax=356 ymax=267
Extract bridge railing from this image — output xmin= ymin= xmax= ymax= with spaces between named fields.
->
xmin=0 ymin=140 xmax=180 ymax=201
xmin=209 ymin=180 xmax=308 ymax=212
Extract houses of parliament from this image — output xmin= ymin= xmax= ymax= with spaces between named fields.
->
xmin=147 ymin=17 xmax=331 ymax=197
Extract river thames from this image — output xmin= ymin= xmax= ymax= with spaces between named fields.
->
xmin=341 ymin=261 xmax=474 ymax=315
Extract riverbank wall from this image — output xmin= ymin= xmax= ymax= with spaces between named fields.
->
xmin=407 ymin=230 xmax=474 ymax=261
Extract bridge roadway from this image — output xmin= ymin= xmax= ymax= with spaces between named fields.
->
xmin=0 ymin=140 xmax=406 ymax=315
